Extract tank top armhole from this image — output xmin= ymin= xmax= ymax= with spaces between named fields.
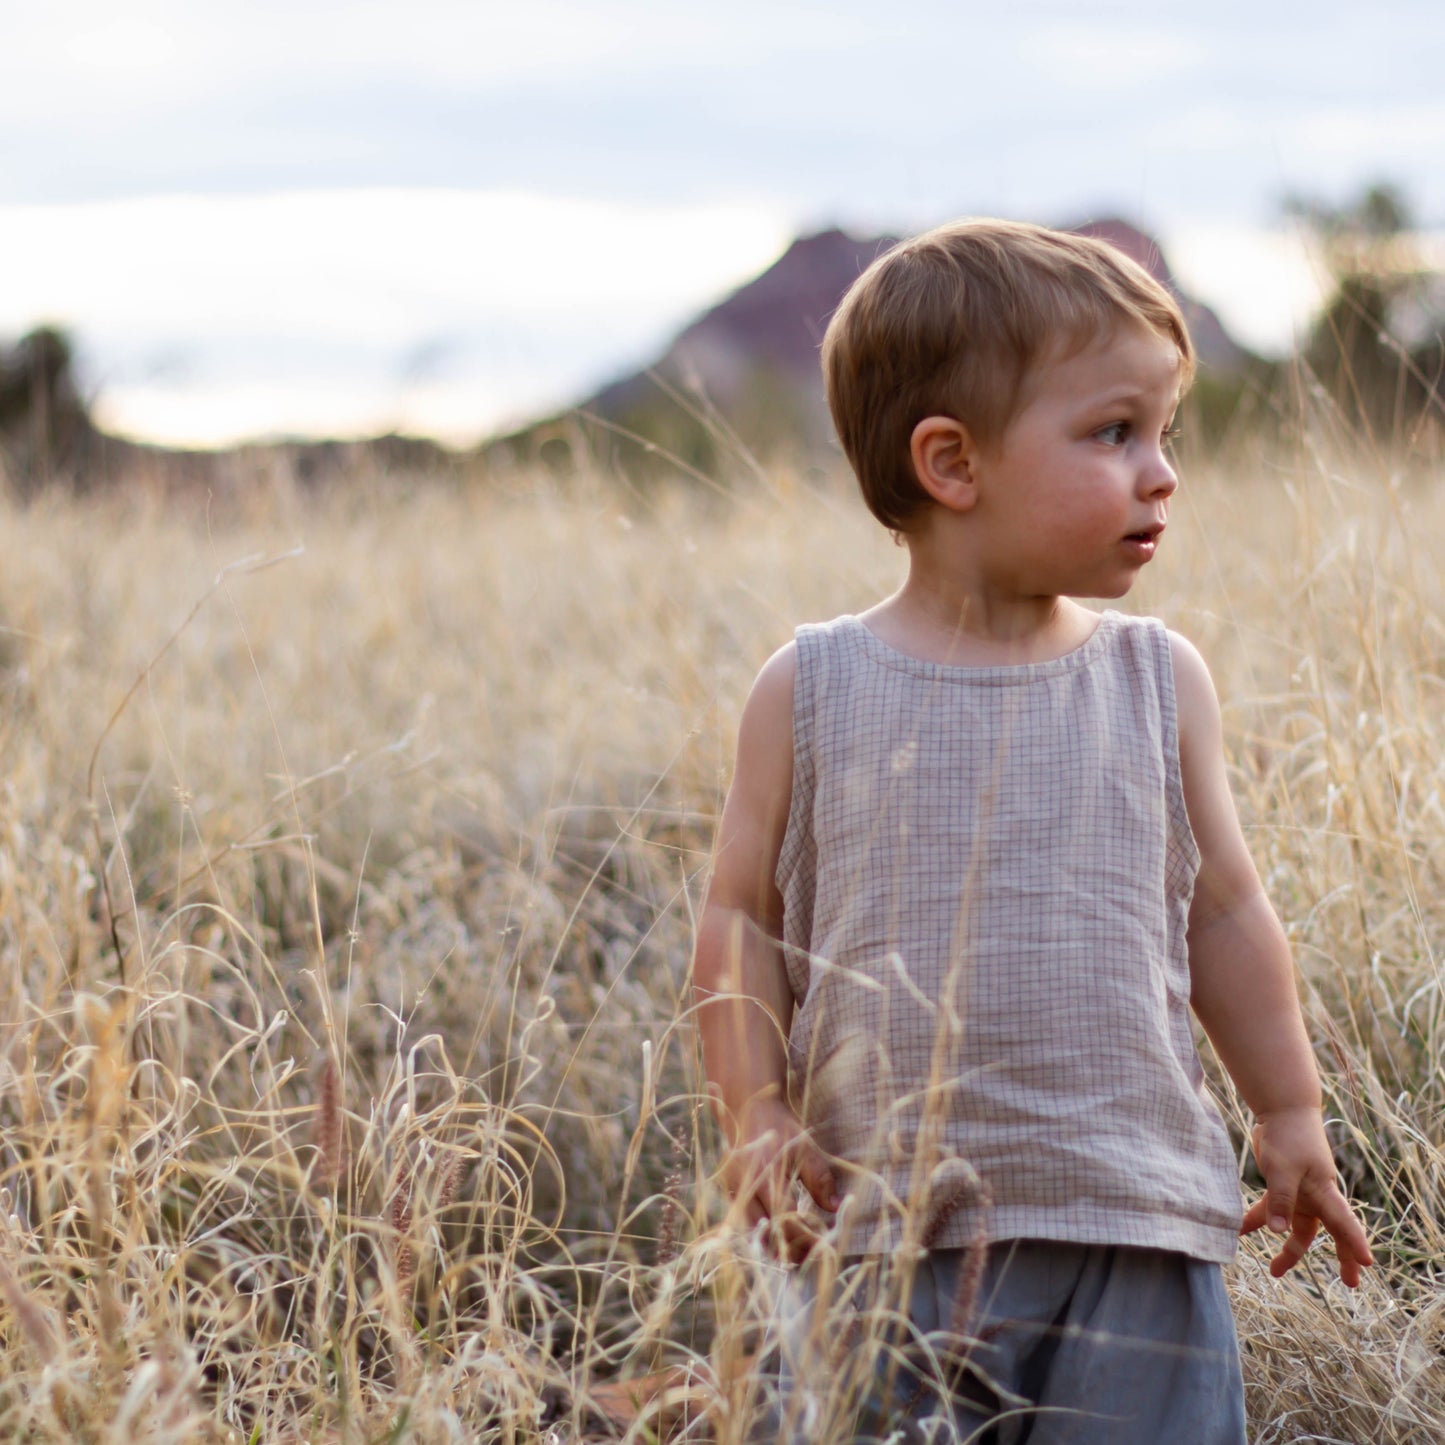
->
xmin=774 ymin=623 xmax=821 ymax=896
xmin=1149 ymin=618 xmax=1202 ymax=883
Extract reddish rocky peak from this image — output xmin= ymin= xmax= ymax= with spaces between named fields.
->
xmin=576 ymin=216 xmax=1249 ymax=449
xmin=669 ymin=228 xmax=900 ymax=378
xmin=1069 ymin=217 xmax=1176 ymax=286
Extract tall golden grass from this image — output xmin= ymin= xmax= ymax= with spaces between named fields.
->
xmin=0 ymin=436 xmax=1439 ymax=1441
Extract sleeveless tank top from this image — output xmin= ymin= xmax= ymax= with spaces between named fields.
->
xmin=776 ymin=611 xmax=1241 ymax=1261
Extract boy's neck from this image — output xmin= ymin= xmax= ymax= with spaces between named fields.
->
xmin=862 ymin=541 xmax=1100 ymax=667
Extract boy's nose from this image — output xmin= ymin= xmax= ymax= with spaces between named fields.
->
xmin=1143 ymin=452 xmax=1179 ymax=498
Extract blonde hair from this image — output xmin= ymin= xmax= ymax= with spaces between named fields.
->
xmin=822 ymin=218 xmax=1195 ymax=532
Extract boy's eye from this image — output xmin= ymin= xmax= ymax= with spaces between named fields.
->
xmin=1162 ymin=425 xmax=1183 ymax=449
xmin=1095 ymin=422 xmax=1129 ymax=445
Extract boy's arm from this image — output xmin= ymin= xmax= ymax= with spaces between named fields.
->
xmin=1171 ymin=632 xmax=1373 ymax=1287
xmin=692 ymin=643 xmax=840 ymax=1262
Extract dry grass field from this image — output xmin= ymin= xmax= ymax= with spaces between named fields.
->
xmin=0 ymin=432 xmax=1441 ymax=1442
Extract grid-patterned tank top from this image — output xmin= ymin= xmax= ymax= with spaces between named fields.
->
xmin=776 ymin=610 xmax=1241 ymax=1261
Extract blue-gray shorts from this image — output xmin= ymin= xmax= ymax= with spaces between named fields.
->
xmin=753 ymin=1240 xmax=1247 ymax=1444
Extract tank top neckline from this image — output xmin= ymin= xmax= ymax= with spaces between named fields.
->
xmin=838 ymin=608 xmax=1126 ymax=685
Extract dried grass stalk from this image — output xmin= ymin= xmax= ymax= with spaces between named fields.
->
xmin=388 ymin=1160 xmax=415 ymax=1287
xmin=313 ymin=1052 xmax=344 ymax=1191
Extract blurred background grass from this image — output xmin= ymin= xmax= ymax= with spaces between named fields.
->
xmin=0 ymin=425 xmax=1441 ymax=1439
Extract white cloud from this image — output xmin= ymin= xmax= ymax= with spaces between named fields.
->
xmin=1281 ymin=104 xmax=1445 ymax=162
xmin=2 ymin=188 xmax=795 ymax=444
xmin=0 ymin=0 xmax=870 ymax=130
xmin=1159 ymin=223 xmax=1330 ymax=355
xmin=1024 ymin=22 xmax=1204 ymax=89
xmin=0 ymin=189 xmax=793 ymax=339
xmin=1149 ymin=105 xmax=1260 ymax=153
xmin=92 ymin=369 xmax=565 ymax=448
xmin=66 ymin=14 xmax=182 ymax=71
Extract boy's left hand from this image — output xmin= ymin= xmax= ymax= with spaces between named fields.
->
xmin=1240 ymin=1106 xmax=1374 ymax=1287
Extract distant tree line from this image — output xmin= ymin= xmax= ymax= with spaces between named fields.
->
xmin=0 ymin=326 xmax=98 ymax=492
xmin=1283 ymin=181 xmax=1444 ymax=451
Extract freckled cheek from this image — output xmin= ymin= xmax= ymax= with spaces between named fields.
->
xmin=1044 ymin=494 xmax=1110 ymax=534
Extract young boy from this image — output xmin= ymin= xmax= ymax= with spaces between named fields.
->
xmin=692 ymin=219 xmax=1373 ymax=1442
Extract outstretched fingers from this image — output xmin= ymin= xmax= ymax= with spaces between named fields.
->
xmin=1315 ymin=1186 xmax=1374 ymax=1287
xmin=1240 ymin=1182 xmax=1374 ymax=1286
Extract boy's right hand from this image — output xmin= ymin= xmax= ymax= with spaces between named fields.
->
xmin=722 ymin=1098 xmax=842 ymax=1264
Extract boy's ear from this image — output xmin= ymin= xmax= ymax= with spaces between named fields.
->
xmin=909 ymin=415 xmax=981 ymax=514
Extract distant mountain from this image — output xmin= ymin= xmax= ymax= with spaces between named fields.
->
xmin=489 ymin=216 xmax=1253 ymax=474
xmin=586 ymin=227 xmax=900 ymax=438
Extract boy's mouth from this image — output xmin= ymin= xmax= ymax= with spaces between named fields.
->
xmin=1124 ymin=525 xmax=1165 ymax=543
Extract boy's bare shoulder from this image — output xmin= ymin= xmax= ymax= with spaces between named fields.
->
xmin=733 ymin=641 xmax=797 ymax=780
xmin=707 ymin=643 xmax=798 ymax=914
xmin=746 ymin=640 xmax=798 ymax=716
xmin=1166 ymin=629 xmax=1222 ymax=753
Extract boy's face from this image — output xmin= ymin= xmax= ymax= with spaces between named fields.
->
xmin=966 ymin=323 xmax=1183 ymax=600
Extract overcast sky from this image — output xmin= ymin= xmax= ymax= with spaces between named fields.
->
xmin=4 ymin=0 xmax=1442 ymax=446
